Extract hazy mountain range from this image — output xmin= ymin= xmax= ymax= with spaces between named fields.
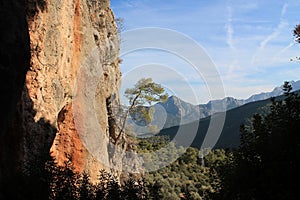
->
xmin=159 ymin=89 xmax=300 ymax=149
xmin=131 ymin=80 xmax=300 ymax=134
xmin=154 ymin=80 xmax=300 ymax=128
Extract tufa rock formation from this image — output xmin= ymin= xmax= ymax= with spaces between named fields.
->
xmin=1 ymin=0 xmax=124 ymax=184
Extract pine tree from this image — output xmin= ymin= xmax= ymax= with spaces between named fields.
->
xmin=225 ymin=82 xmax=300 ymax=200
xmin=122 ymin=176 xmax=146 ymax=200
xmin=78 ymin=172 xmax=95 ymax=200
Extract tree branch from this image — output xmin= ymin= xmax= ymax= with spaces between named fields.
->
xmin=115 ymin=91 xmax=141 ymax=143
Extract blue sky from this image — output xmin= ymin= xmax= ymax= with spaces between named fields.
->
xmin=111 ymin=0 xmax=300 ymax=104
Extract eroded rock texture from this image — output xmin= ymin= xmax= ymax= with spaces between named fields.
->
xmin=26 ymin=0 xmax=121 ymax=180
xmin=0 ymin=0 xmax=122 ymax=184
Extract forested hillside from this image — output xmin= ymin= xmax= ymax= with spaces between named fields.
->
xmin=12 ymin=82 xmax=298 ymax=200
xmin=138 ymin=82 xmax=300 ymax=199
xmin=159 ymin=89 xmax=300 ymax=149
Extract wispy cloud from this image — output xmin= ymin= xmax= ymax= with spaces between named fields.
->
xmin=225 ymin=6 xmax=235 ymax=51
xmin=260 ymin=2 xmax=288 ymax=50
xmin=281 ymin=3 xmax=288 ymax=16
xmin=112 ymin=0 xmax=300 ymax=103
xmin=259 ymin=21 xmax=288 ymax=50
xmin=275 ymin=40 xmax=296 ymax=58
xmin=251 ymin=3 xmax=289 ymax=64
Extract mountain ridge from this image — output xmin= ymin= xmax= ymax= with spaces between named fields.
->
xmin=154 ymin=80 xmax=300 ymax=128
xmin=159 ymin=89 xmax=300 ymax=149
xmin=130 ymin=80 xmax=300 ymax=135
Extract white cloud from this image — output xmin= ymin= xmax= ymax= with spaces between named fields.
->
xmin=273 ymin=40 xmax=296 ymax=60
xmin=259 ymin=21 xmax=288 ymax=50
xmin=281 ymin=3 xmax=288 ymax=16
xmin=225 ymin=6 xmax=235 ymax=51
xmin=252 ymin=3 xmax=290 ymax=64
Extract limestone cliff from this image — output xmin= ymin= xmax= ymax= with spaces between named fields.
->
xmin=1 ymin=0 xmax=122 ymax=183
xmin=27 ymin=0 xmax=122 ymax=180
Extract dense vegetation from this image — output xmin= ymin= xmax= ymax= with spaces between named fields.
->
xmin=3 ymin=155 xmax=146 ymax=200
xmin=137 ymin=82 xmax=300 ymax=200
xmin=138 ymin=137 xmax=230 ymax=200
xmin=219 ymin=82 xmax=300 ymax=200
xmin=3 ymin=82 xmax=298 ymax=200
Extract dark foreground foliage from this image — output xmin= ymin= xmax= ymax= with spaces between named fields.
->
xmin=1 ymin=155 xmax=145 ymax=200
xmin=217 ymin=82 xmax=300 ymax=200
xmin=1 ymin=84 xmax=299 ymax=200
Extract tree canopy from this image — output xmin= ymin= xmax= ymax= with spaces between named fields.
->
xmin=294 ymin=24 xmax=300 ymax=43
xmin=124 ymin=78 xmax=168 ymax=106
xmin=117 ymin=78 xmax=168 ymax=142
xmin=219 ymin=82 xmax=300 ymax=200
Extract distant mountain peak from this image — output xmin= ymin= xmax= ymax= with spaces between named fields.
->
xmin=245 ymin=80 xmax=300 ymax=103
xmin=166 ymin=95 xmax=188 ymax=104
xmin=135 ymin=80 xmax=300 ymax=133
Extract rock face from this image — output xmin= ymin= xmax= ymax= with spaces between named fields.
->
xmin=1 ymin=0 xmax=122 ymax=183
xmin=27 ymin=0 xmax=121 ymax=180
